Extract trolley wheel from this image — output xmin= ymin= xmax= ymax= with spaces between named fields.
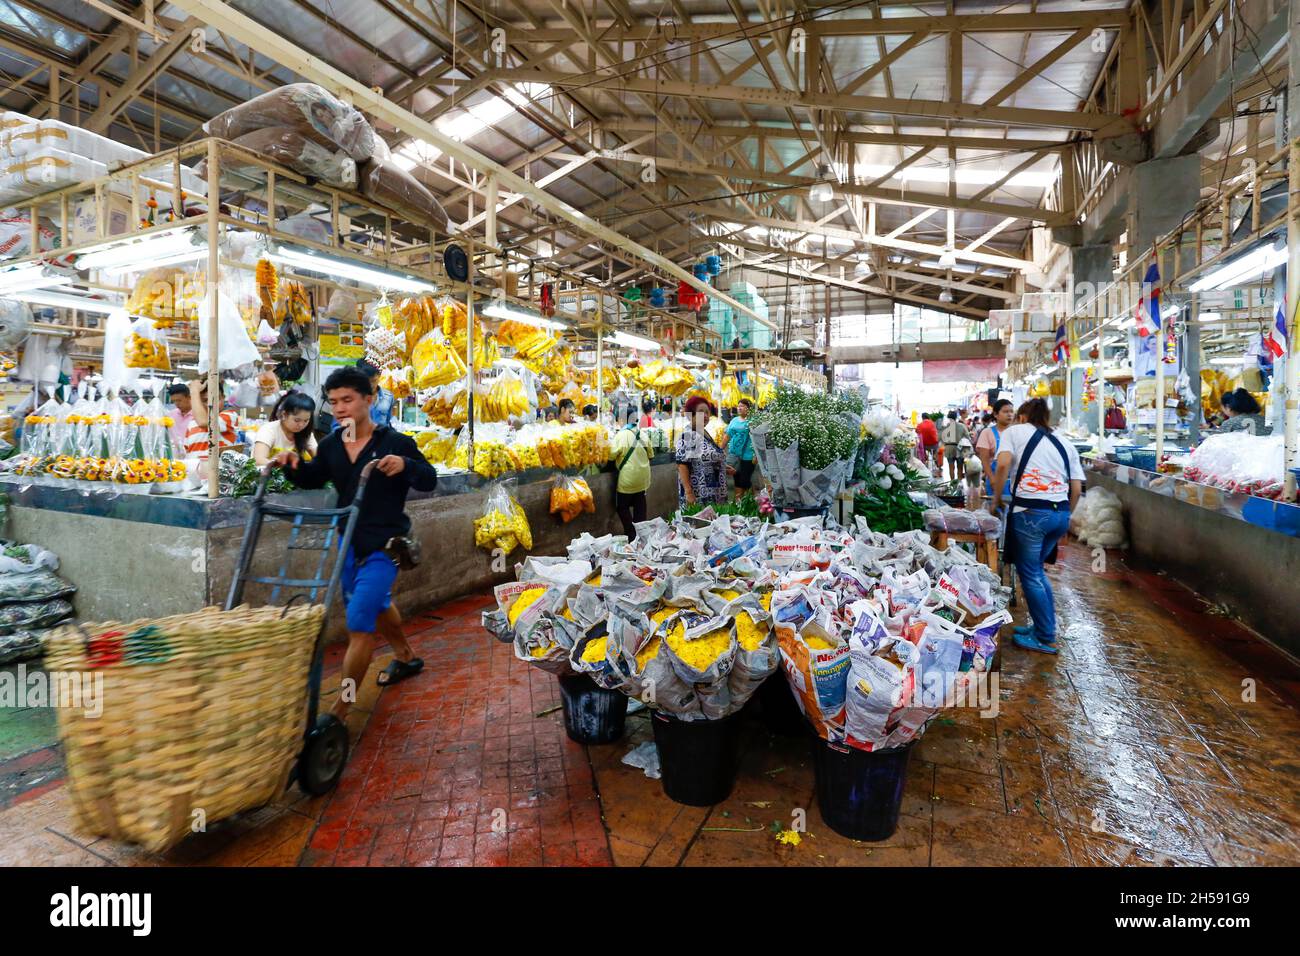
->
xmin=299 ymin=714 xmax=349 ymax=796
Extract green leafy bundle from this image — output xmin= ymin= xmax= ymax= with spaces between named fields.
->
xmin=678 ymin=492 xmax=771 ymax=521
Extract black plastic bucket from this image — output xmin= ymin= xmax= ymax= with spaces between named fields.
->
xmin=557 ymin=673 xmax=628 ymax=745
xmin=651 ymin=710 xmax=742 ymax=806
xmin=812 ymin=738 xmax=915 ymax=841
xmin=756 ymin=672 xmax=810 ymax=737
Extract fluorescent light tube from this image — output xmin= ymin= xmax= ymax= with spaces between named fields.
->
xmin=73 ymin=223 xmax=191 ymax=259
xmin=0 ymin=270 xmax=71 ymax=294
xmin=77 ymin=230 xmax=202 ymax=271
xmin=481 ymin=303 xmax=568 ymax=330
xmin=15 ymin=290 xmax=122 ymax=314
xmin=268 ymin=245 xmax=437 ymax=294
xmin=1188 ymin=244 xmax=1287 ymax=292
xmin=609 ymin=330 xmax=661 ymax=351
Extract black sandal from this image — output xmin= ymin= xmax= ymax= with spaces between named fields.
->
xmin=377 ymin=657 xmax=424 ymax=687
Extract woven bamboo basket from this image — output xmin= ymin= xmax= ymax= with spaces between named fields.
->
xmin=43 ymin=602 xmax=323 ymax=853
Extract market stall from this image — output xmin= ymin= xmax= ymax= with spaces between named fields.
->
xmin=0 ymin=92 xmax=773 ymax=630
xmin=1084 ymin=456 xmax=1300 ymax=656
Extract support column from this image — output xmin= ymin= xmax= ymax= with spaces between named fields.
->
xmin=1286 ymin=0 xmax=1300 ymax=499
xmin=1133 ymin=156 xmax=1201 ymax=256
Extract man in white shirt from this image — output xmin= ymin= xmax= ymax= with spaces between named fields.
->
xmin=990 ymin=399 xmax=1084 ymax=656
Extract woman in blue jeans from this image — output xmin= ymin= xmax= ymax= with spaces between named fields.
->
xmin=990 ymin=398 xmax=1084 ymax=655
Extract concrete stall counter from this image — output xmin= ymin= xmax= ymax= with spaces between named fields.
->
xmin=1084 ymin=458 xmax=1300 ymax=657
xmin=2 ymin=454 xmax=681 ymax=635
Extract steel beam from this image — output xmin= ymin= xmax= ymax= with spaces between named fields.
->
xmin=167 ymin=0 xmax=777 ymax=332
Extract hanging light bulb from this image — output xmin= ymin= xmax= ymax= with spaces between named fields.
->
xmin=809 ymin=162 xmax=834 ymax=203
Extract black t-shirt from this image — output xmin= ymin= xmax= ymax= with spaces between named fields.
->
xmin=284 ymin=425 xmax=437 ymax=558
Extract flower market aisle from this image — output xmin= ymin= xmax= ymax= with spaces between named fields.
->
xmin=3 ymin=544 xmax=1300 ymax=867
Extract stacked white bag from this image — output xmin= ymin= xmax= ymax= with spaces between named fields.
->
xmin=1071 ymin=487 xmax=1127 ymax=548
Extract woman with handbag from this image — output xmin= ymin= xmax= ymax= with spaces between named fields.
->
xmin=609 ymin=408 xmax=652 ymax=540
xmin=676 ymin=396 xmax=727 ymax=509
xmin=990 ymin=398 xmax=1084 ymax=656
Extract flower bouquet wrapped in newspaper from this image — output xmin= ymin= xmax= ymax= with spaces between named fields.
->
xmin=750 ymin=386 xmax=864 ymax=509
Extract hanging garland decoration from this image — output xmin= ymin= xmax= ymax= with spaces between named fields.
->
xmin=1162 ymin=310 xmax=1179 ymax=364
xmin=1081 ymin=365 xmax=1097 ymax=411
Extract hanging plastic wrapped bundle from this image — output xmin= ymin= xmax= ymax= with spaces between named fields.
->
xmin=649 ymin=286 xmax=667 ymax=308
xmin=706 ymin=254 xmax=722 ymax=276
xmin=693 ymin=262 xmax=710 ymax=282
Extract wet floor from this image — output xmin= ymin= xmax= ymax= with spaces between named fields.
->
xmin=1 ymin=541 xmax=1298 ymax=866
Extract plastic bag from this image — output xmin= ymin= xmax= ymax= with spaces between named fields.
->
xmin=203 ymin=83 xmax=377 ymax=161
xmin=197 ymin=290 xmax=261 ymax=373
xmin=549 ymin=473 xmax=595 ymax=523
xmin=124 ymin=316 xmax=171 ymax=370
xmin=0 ymin=210 xmax=57 ymax=259
xmin=0 ymin=597 xmax=73 ymax=635
xmin=473 ymin=480 xmax=532 ymax=555
xmin=411 ymin=331 xmax=467 ymax=389
xmin=211 ymin=126 xmax=357 ymax=189
xmin=0 ymin=566 xmax=72 ymax=600
xmin=125 ymin=265 xmax=204 ymax=325
xmin=358 ymin=158 xmax=449 ymax=230
xmin=419 ymin=380 xmax=467 ymax=429
xmin=0 ymin=628 xmax=44 ymax=665
xmin=480 ymin=368 xmax=532 ymax=423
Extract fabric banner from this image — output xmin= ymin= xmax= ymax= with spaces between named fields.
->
xmin=921 ymin=357 xmax=1006 ymax=383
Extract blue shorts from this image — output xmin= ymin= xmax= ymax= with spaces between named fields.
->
xmin=341 ymin=548 xmax=399 ymax=633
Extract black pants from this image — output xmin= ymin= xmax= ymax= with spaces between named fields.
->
xmin=616 ymin=490 xmax=647 ymax=540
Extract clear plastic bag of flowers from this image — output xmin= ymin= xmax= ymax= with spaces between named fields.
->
xmin=0 ymin=597 xmax=74 ymax=635
xmin=21 ymin=389 xmax=61 ymax=458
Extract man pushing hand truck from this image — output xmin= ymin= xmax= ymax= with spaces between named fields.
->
xmin=273 ymin=366 xmax=438 ymax=721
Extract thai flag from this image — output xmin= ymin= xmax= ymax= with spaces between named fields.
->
xmin=1052 ymin=323 xmax=1068 ymax=363
xmin=1265 ymin=297 xmax=1289 ymax=358
xmin=1134 ymin=261 xmax=1161 ymax=338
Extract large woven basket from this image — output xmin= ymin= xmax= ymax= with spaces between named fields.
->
xmin=43 ymin=603 xmax=323 ymax=853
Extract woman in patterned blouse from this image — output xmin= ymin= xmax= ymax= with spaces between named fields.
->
xmin=675 ymin=395 xmax=727 ymax=508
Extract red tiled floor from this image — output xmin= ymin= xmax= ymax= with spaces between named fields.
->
xmin=8 ymin=540 xmax=1300 ymax=868
xmin=296 ymin=592 xmax=613 ymax=867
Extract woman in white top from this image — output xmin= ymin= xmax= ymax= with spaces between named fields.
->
xmin=253 ymin=390 xmax=318 ymax=466
xmin=990 ymin=398 xmax=1084 ymax=656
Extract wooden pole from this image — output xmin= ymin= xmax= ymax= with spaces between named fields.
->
xmin=205 ymin=138 xmax=221 ymax=499
xmin=466 ymin=238 xmax=476 ymax=466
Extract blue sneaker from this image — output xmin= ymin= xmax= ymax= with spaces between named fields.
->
xmin=1013 ymin=624 xmax=1035 ymax=635
xmin=1012 ymin=632 xmax=1059 ymax=655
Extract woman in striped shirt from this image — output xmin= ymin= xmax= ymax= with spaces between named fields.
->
xmin=183 ymin=379 xmax=239 ymax=460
